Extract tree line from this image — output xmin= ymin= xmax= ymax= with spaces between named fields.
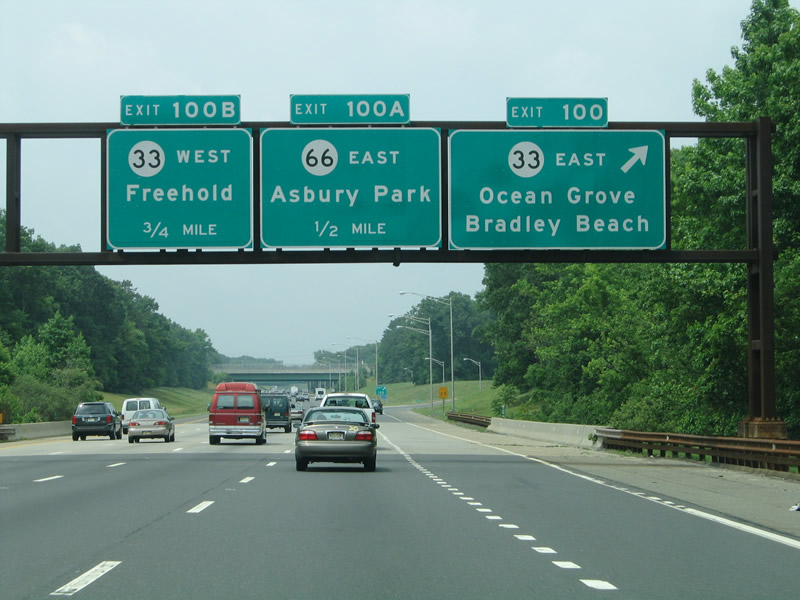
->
xmin=321 ymin=1 xmax=800 ymax=440
xmin=477 ymin=0 xmax=800 ymax=438
xmin=0 ymin=216 xmax=219 ymax=423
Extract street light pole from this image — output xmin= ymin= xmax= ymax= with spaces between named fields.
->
xmin=394 ymin=316 xmax=433 ymax=412
xmin=427 ymin=357 xmax=445 ymax=412
xmin=463 ymin=357 xmax=482 ymax=391
xmin=400 ymin=291 xmax=455 ymax=411
xmin=348 ymin=336 xmax=378 ymax=389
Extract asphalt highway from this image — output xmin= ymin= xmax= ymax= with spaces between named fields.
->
xmin=2 ymin=406 xmax=799 ymax=599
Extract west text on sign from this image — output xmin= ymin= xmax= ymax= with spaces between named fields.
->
xmin=106 ymin=128 xmax=253 ymax=249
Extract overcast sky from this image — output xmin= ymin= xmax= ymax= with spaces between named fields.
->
xmin=0 ymin=0 xmax=780 ymax=364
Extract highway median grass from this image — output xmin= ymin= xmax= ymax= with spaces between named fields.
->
xmin=102 ymin=379 xmax=498 ymax=423
xmin=102 ymin=385 xmax=214 ymax=418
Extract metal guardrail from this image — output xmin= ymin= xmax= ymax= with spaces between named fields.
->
xmin=0 ymin=425 xmax=16 ymax=441
xmin=446 ymin=412 xmax=491 ymax=428
xmin=595 ymin=427 xmax=800 ymax=473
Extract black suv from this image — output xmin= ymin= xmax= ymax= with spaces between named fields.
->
xmin=72 ymin=402 xmax=122 ymax=441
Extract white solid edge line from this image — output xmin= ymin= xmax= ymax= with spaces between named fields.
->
xmin=50 ymin=560 xmax=121 ymax=596
xmin=403 ymin=422 xmax=800 ymax=552
xmin=186 ymin=500 xmax=214 ymax=514
xmin=682 ymin=508 xmax=800 ymax=551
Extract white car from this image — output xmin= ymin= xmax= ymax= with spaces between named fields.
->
xmin=319 ymin=392 xmax=377 ymax=425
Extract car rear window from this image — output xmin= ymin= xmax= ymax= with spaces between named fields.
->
xmin=215 ymin=394 xmax=235 ymax=409
xmin=76 ymin=404 xmax=107 ymax=415
xmin=306 ymin=409 xmax=367 ymax=424
xmin=237 ymin=395 xmax=256 ymax=409
xmin=126 ymin=400 xmax=150 ymax=411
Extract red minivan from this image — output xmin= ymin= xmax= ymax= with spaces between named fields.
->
xmin=208 ymin=382 xmax=267 ymax=445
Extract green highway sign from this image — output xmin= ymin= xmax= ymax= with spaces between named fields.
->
xmin=507 ymin=98 xmax=608 ymax=128
xmin=449 ymin=129 xmax=665 ymax=250
xmin=260 ymin=128 xmax=441 ymax=248
xmin=289 ymin=94 xmax=410 ymax=124
xmin=120 ymin=95 xmax=241 ymax=126
xmin=106 ymin=128 xmax=253 ymax=249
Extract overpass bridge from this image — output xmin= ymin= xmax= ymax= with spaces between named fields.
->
xmin=212 ymin=364 xmax=346 ymax=391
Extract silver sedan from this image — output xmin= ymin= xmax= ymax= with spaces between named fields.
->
xmin=295 ymin=406 xmax=379 ymax=471
xmin=127 ymin=409 xmax=175 ymax=443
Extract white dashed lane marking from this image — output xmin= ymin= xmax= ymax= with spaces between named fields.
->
xmin=50 ymin=560 xmax=121 ymax=596
xmin=186 ymin=500 xmax=214 ymax=514
xmin=380 ymin=432 xmax=619 ymax=592
xmin=34 ymin=475 xmax=64 ymax=483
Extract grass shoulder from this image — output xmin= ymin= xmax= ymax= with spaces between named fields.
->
xmin=102 ymin=385 xmax=214 ymax=418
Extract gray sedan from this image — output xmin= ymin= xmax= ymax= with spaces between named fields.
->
xmin=295 ymin=407 xmax=379 ymax=471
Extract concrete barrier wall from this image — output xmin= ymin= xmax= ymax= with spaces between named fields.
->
xmin=487 ymin=417 xmax=599 ymax=449
xmin=7 ymin=421 xmax=72 ymax=441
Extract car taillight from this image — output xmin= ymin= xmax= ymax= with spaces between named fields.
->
xmin=106 ymin=415 xmax=112 ymax=423
xmin=72 ymin=416 xmax=77 ymax=424
xmin=355 ymin=430 xmax=374 ymax=441
xmin=129 ymin=421 xmax=140 ymax=427
xmin=372 ymin=412 xmax=376 ymax=423
xmin=298 ymin=430 xmax=318 ymax=440
xmin=154 ymin=421 xmax=168 ymax=426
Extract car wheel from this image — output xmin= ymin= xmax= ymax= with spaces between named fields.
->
xmin=209 ymin=435 xmax=220 ymax=445
xmin=164 ymin=435 xmax=170 ymax=443
xmin=109 ymin=432 xmax=116 ymax=440
xmin=170 ymin=432 xmax=176 ymax=442
xmin=134 ymin=437 xmax=140 ymax=443
xmin=80 ymin=435 xmax=86 ymax=441
xmin=122 ymin=428 xmax=128 ymax=435
xmin=364 ymin=456 xmax=376 ymax=472
xmin=72 ymin=433 xmax=78 ymax=441
xmin=296 ymin=458 xmax=308 ymax=471
xmin=128 ymin=436 xmax=134 ymax=444
xmin=284 ymin=425 xmax=292 ymax=433
xmin=116 ymin=429 xmax=122 ymax=440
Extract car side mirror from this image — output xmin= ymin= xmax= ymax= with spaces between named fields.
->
xmin=373 ymin=423 xmax=380 ymax=429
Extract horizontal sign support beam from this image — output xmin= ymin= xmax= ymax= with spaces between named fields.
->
xmin=0 ymin=120 xmax=767 ymax=138
xmin=0 ymin=249 xmax=760 ymax=267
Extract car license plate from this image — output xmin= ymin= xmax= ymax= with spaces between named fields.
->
xmin=238 ymin=416 xmax=250 ymax=423
xmin=328 ymin=431 xmax=345 ymax=440
xmin=87 ymin=417 xmax=98 ymax=422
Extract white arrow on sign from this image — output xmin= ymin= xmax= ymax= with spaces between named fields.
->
xmin=620 ymin=145 xmax=649 ymax=173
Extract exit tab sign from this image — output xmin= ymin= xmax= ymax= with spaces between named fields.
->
xmin=120 ymin=95 xmax=241 ymax=126
xmin=290 ymin=94 xmax=410 ymax=124
xmin=507 ymin=98 xmax=608 ymax=128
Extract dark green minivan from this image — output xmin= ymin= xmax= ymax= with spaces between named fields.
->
xmin=261 ymin=393 xmax=292 ymax=433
